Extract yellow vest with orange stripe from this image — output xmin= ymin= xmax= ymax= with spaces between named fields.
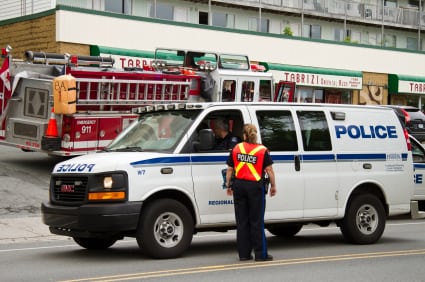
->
xmin=233 ymin=142 xmax=267 ymax=182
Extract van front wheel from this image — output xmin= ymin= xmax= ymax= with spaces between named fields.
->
xmin=340 ymin=194 xmax=386 ymax=244
xmin=137 ymin=199 xmax=194 ymax=259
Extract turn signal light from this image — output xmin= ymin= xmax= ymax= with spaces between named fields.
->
xmin=88 ymin=191 xmax=126 ymax=201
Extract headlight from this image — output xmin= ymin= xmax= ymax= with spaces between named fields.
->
xmin=104 ymin=176 xmax=113 ymax=189
xmin=88 ymin=172 xmax=128 ymax=202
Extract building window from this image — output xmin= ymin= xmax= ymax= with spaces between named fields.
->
xmin=303 ymin=24 xmax=321 ymax=39
xmin=212 ymin=12 xmax=235 ymax=28
xmin=383 ymin=34 xmax=396 ymax=47
xmin=248 ymin=17 xmax=270 ymax=32
xmin=150 ymin=2 xmax=174 ymax=20
xmin=334 ymin=28 xmax=344 ymax=41
xmin=199 ymin=11 xmax=208 ymax=25
xmin=105 ymin=0 xmax=132 ymax=14
xmin=407 ymin=37 xmax=418 ymax=50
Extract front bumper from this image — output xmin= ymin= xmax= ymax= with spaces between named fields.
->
xmin=41 ymin=201 xmax=143 ymax=237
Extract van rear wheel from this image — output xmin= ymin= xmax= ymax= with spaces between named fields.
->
xmin=340 ymin=194 xmax=386 ymax=244
xmin=136 ymin=199 xmax=194 ymax=259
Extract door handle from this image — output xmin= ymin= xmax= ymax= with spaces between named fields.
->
xmin=294 ymin=155 xmax=300 ymax=171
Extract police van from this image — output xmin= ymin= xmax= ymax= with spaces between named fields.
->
xmin=41 ymin=102 xmax=414 ymax=259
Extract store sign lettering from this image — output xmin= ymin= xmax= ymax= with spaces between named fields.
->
xmin=398 ymin=80 xmax=425 ymax=94
xmin=101 ymin=54 xmax=153 ymax=70
xmin=281 ymin=72 xmax=362 ymax=90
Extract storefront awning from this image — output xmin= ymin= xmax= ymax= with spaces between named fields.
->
xmin=262 ymin=63 xmax=363 ymax=90
xmin=388 ymin=74 xmax=425 ymax=95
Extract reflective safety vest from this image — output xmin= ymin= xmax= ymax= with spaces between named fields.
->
xmin=233 ymin=142 xmax=267 ymax=182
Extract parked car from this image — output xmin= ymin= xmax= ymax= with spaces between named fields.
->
xmin=385 ymin=105 xmax=425 ymax=142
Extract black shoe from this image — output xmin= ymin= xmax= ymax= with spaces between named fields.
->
xmin=239 ymin=255 xmax=253 ymax=261
xmin=255 ymin=254 xmax=273 ymax=261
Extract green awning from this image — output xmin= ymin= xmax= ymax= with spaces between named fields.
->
xmin=90 ymin=45 xmax=155 ymax=58
xmin=388 ymin=74 xmax=425 ymax=95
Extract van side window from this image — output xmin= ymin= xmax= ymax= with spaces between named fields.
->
xmin=256 ymin=110 xmax=298 ymax=151
xmin=297 ymin=111 xmax=332 ymax=151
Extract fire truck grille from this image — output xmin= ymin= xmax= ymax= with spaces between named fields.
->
xmin=51 ymin=176 xmax=88 ymax=204
xmin=14 ymin=122 xmax=38 ymax=139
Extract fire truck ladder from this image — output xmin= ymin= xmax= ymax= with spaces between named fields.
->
xmin=75 ymin=78 xmax=192 ymax=105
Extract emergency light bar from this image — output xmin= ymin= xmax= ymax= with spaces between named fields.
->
xmin=132 ymin=103 xmax=202 ymax=114
xmin=25 ymin=51 xmax=115 ymax=67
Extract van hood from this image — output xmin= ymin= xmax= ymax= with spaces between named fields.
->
xmin=52 ymin=152 xmax=183 ymax=174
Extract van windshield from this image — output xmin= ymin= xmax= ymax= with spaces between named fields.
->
xmin=106 ymin=110 xmax=201 ymax=152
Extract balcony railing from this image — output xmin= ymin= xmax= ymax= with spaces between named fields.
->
xmin=230 ymin=0 xmax=422 ymax=28
xmin=1 ymin=0 xmax=423 ymax=30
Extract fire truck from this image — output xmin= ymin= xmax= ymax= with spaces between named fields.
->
xmin=0 ymin=46 xmax=273 ymax=156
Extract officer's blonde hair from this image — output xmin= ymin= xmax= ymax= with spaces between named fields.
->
xmin=243 ymin=124 xmax=258 ymax=144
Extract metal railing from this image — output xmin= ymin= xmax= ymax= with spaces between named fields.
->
xmin=1 ymin=1 xmax=423 ymax=43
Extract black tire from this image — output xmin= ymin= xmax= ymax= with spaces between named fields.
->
xmin=267 ymin=223 xmax=303 ymax=237
xmin=73 ymin=237 xmax=117 ymax=250
xmin=340 ymin=194 xmax=386 ymax=244
xmin=137 ymin=199 xmax=194 ymax=259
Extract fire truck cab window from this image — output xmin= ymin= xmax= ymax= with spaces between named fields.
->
xmin=259 ymin=80 xmax=272 ymax=101
xmin=241 ymin=81 xmax=255 ymax=102
xmin=222 ymin=80 xmax=235 ymax=102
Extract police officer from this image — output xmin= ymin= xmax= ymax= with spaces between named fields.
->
xmin=225 ymin=123 xmax=276 ymax=261
xmin=213 ymin=118 xmax=240 ymax=150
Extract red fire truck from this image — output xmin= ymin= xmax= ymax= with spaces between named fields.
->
xmin=0 ymin=46 xmax=273 ymax=156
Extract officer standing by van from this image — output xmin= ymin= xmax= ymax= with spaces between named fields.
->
xmin=225 ymin=123 xmax=276 ymax=261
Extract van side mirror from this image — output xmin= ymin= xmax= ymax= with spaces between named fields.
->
xmin=197 ymin=129 xmax=215 ymax=151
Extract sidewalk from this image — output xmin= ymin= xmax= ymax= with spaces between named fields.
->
xmin=0 ymin=216 xmax=63 ymax=244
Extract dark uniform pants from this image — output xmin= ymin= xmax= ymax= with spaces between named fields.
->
xmin=232 ymin=179 xmax=267 ymax=259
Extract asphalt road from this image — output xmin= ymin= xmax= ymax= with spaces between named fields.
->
xmin=0 ymin=219 xmax=424 ymax=282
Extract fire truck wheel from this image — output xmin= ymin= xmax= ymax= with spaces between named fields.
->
xmin=340 ymin=194 xmax=386 ymax=244
xmin=136 ymin=198 xmax=194 ymax=259
xmin=267 ymin=223 xmax=303 ymax=237
xmin=73 ymin=237 xmax=117 ymax=249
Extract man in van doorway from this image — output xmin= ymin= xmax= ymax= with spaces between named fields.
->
xmin=213 ymin=118 xmax=240 ymax=150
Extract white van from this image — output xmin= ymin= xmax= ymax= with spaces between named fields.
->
xmin=41 ymin=102 xmax=414 ymax=259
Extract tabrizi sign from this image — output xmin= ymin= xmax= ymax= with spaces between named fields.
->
xmin=272 ymin=71 xmax=362 ymax=90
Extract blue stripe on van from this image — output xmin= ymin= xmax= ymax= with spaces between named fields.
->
xmin=336 ymin=153 xmax=387 ymax=161
xmin=414 ymin=163 xmax=425 ymax=169
xmin=130 ymin=153 xmax=409 ymax=167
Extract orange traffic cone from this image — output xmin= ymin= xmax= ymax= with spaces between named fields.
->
xmin=45 ymin=107 xmax=58 ymax=137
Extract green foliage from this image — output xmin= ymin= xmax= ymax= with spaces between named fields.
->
xmin=283 ymin=26 xmax=293 ymax=36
